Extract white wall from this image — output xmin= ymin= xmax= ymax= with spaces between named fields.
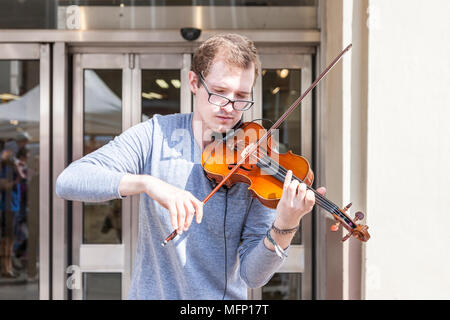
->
xmin=365 ymin=0 xmax=450 ymax=299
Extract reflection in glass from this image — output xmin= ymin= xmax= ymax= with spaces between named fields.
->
xmin=83 ymin=273 xmax=121 ymax=300
xmin=262 ymin=273 xmax=302 ymax=300
xmin=83 ymin=70 xmax=122 ymax=244
xmin=0 ymin=60 xmax=39 ymax=299
xmin=262 ymin=69 xmax=301 ymax=153
xmin=0 ymin=1 xmax=318 ymax=30
xmin=141 ymin=70 xmax=180 ymax=122
xmin=262 ymin=68 xmax=302 ymax=245
xmin=56 ymin=1 xmax=317 ymax=6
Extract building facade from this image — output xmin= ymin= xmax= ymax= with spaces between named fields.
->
xmin=1 ymin=0 xmax=449 ymax=300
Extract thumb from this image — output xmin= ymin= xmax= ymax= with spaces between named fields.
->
xmin=316 ymin=186 xmax=326 ymax=196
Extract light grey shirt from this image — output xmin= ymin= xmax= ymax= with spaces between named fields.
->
xmin=56 ymin=113 xmax=286 ymax=299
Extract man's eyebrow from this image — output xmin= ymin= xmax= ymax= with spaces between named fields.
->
xmin=210 ymin=84 xmax=251 ymax=95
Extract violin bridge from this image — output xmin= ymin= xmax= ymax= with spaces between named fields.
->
xmin=240 ymin=143 xmax=256 ymax=163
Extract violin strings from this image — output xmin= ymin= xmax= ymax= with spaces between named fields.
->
xmin=233 ymin=141 xmax=340 ymax=215
xmin=233 ymin=141 xmax=355 ymax=228
xmin=247 ymin=148 xmax=356 ymax=227
xmin=230 ymin=141 xmax=355 ymax=228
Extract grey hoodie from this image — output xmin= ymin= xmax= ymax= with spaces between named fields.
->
xmin=56 ymin=113 xmax=286 ymax=299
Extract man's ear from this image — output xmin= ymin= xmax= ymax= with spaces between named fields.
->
xmin=188 ymin=71 xmax=199 ymax=95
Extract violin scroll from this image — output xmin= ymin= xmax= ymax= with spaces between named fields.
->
xmin=348 ymin=223 xmax=370 ymax=242
xmin=330 ymin=202 xmax=370 ymax=242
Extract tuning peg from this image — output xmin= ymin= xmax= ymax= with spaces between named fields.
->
xmin=330 ymin=221 xmax=341 ymax=232
xmin=342 ymin=202 xmax=352 ymax=212
xmin=341 ymin=232 xmax=353 ymax=242
xmin=354 ymin=211 xmax=364 ymax=221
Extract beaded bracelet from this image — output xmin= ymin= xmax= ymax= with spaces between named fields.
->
xmin=271 ymin=222 xmax=299 ymax=235
xmin=265 ymin=229 xmax=288 ymax=259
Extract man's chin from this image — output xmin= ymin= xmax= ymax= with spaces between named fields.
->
xmin=204 ymin=117 xmax=241 ymax=135
xmin=213 ymin=123 xmax=237 ymax=134
xmin=206 ymin=119 xmax=228 ymax=131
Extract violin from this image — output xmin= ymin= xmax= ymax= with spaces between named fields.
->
xmin=162 ymin=43 xmax=370 ymax=246
xmin=202 ymin=121 xmax=370 ymax=242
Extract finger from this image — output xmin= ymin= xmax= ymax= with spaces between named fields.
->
xmin=293 ymin=182 xmax=306 ymax=202
xmin=316 ymin=186 xmax=326 ymax=196
xmin=176 ymin=202 xmax=186 ymax=235
xmin=192 ymin=198 xmax=204 ymax=224
xmin=168 ymin=204 xmax=178 ymax=231
xmin=184 ymin=201 xmax=196 ymax=231
xmin=304 ymin=189 xmax=315 ymax=211
xmin=293 ymin=183 xmax=307 ymax=209
xmin=283 ymin=170 xmax=293 ymax=191
xmin=287 ymin=179 xmax=300 ymax=203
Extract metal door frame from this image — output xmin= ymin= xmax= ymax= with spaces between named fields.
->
xmin=71 ymin=52 xmax=190 ymax=299
xmin=1 ymin=28 xmax=319 ymax=300
xmin=130 ymin=53 xmax=192 ymax=270
xmin=71 ymin=50 xmax=314 ymax=300
xmin=72 ymin=53 xmax=131 ymax=299
xmin=0 ymin=43 xmax=51 ymax=299
xmin=247 ymin=53 xmax=314 ymax=300
xmin=133 ymin=51 xmax=314 ymax=300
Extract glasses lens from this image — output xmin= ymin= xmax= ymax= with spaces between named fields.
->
xmin=209 ymin=94 xmax=230 ymax=107
xmin=233 ymin=101 xmax=253 ymax=111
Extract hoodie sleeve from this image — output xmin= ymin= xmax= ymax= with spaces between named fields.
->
xmin=238 ymin=198 xmax=288 ymax=288
xmin=56 ymin=119 xmax=153 ymax=203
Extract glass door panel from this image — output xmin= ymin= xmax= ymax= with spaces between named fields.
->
xmin=0 ymin=59 xmax=39 ymax=298
xmin=129 ymin=53 xmax=190 ymax=272
xmin=141 ymin=70 xmax=181 ymax=121
xmin=262 ymin=273 xmax=302 ymax=300
xmin=72 ymin=54 xmax=127 ymax=300
xmin=83 ymin=273 xmax=121 ymax=300
xmin=71 ymin=52 xmax=189 ymax=300
xmin=83 ymin=69 xmax=123 ymax=245
xmin=0 ymin=44 xmax=50 ymax=299
xmin=258 ymin=54 xmax=313 ymax=300
xmin=262 ymin=68 xmax=303 ymax=246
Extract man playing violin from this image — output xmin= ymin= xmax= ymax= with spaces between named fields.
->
xmin=56 ymin=33 xmax=325 ymax=299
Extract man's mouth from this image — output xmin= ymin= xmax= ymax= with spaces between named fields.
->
xmin=216 ymin=115 xmax=234 ymax=121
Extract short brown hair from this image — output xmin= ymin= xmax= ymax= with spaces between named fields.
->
xmin=191 ymin=33 xmax=260 ymax=86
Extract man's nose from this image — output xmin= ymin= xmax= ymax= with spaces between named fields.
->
xmin=221 ymin=101 xmax=234 ymax=113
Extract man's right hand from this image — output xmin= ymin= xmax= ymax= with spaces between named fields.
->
xmin=119 ymin=174 xmax=203 ymax=235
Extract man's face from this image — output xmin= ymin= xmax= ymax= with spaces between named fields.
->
xmin=190 ymin=59 xmax=255 ymax=134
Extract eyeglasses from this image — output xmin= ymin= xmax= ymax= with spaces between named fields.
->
xmin=198 ymin=74 xmax=254 ymax=111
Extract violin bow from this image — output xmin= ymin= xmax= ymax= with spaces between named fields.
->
xmin=162 ymin=43 xmax=364 ymax=246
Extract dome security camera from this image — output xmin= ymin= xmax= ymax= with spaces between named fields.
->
xmin=180 ymin=28 xmax=202 ymax=41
